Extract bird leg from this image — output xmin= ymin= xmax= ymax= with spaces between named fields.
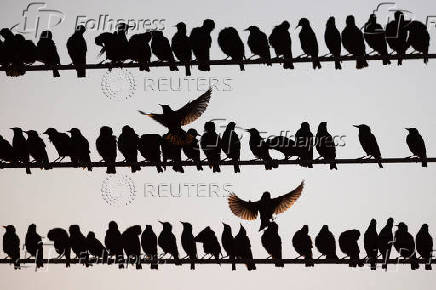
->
xmin=295 ymin=255 xmax=302 ymax=259
xmin=221 ymin=157 xmax=229 ymax=162
xmin=159 ymin=253 xmax=167 ymax=259
xmin=321 ymin=53 xmax=331 ymax=57
xmin=53 ymin=156 xmax=61 ymax=162
xmin=316 ymin=254 xmax=325 ymax=259
xmin=181 ymin=255 xmax=189 ymax=259
xmin=266 ymin=255 xmax=272 ymax=259
xmin=247 ymin=54 xmax=257 ymax=60
xmin=295 ymin=53 xmax=307 ymax=59
xmin=223 ymin=56 xmax=231 ymax=60
xmin=367 ymin=50 xmax=377 ymax=55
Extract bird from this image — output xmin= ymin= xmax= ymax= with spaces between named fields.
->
xmin=406 ymin=21 xmax=430 ymax=64
xmin=195 ymin=226 xmax=221 ymax=260
xmin=378 ymin=217 xmax=394 ymax=270
xmin=141 ymin=225 xmax=158 ymax=269
xmin=47 ymin=228 xmax=71 ymax=267
xmin=111 ymin=23 xmax=130 ymax=64
xmin=128 ymin=32 xmax=152 ymax=71
xmin=295 ymin=122 xmax=314 ymax=168
xmin=69 ymin=225 xmax=89 ymax=267
xmin=104 ymin=221 xmax=124 ymax=268
xmin=67 ymin=25 xmax=87 ymax=77
xmin=363 ymin=14 xmax=391 ymax=65
xmin=25 ymin=130 xmax=51 ymax=170
xmin=11 ymin=127 xmax=31 ymax=174
xmin=221 ymin=223 xmax=236 ymax=270
xmin=292 ymin=225 xmax=314 ymax=266
xmin=218 ymin=27 xmax=245 ymax=71
xmin=138 ymin=134 xmax=163 ymax=173
xmin=172 ymin=22 xmax=192 ymax=76
xmin=406 ymin=128 xmax=427 ymax=167
xmin=339 ymin=229 xmax=363 ymax=267
xmin=158 ymin=222 xmax=181 ymax=265
xmin=261 ymin=222 xmax=284 ymax=267
xmin=0 ymin=28 xmax=25 ymax=76
xmin=228 ymin=181 xmax=304 ymax=231
xmin=3 ymin=225 xmax=20 ymax=269
xmin=416 ymin=224 xmax=433 ymax=270
xmin=315 ymin=122 xmax=337 ymax=170
xmin=36 ymin=30 xmax=60 ymax=77
xmin=181 ymin=222 xmax=197 ymax=269
xmin=68 ymin=128 xmax=92 ymax=171
xmin=161 ymin=134 xmax=184 ymax=173
xmin=386 ymin=11 xmax=410 ymax=65
xmin=342 ymin=15 xmax=368 ymax=69
xmin=297 ymin=18 xmax=321 ymax=69
xmin=364 ymin=219 xmax=378 ymax=270
xmin=43 ymin=128 xmax=72 ymax=162
xmin=221 ymin=122 xmax=241 ymax=173
xmin=121 ymin=225 xmax=142 ymax=269
xmin=200 ymin=121 xmax=221 ymax=173
xmin=234 ymin=225 xmax=256 ymax=270
xmin=246 ymin=128 xmax=278 ymax=170
xmin=96 ymin=126 xmax=117 ymax=174
xmin=138 ymin=89 xmax=212 ymax=145
xmin=118 ymin=125 xmax=141 ymax=173
xmin=15 ymin=34 xmax=37 ymax=66
xmin=267 ymin=135 xmax=299 ymax=160
xmin=183 ymin=129 xmax=203 ymax=171
xmin=151 ymin=30 xmax=178 ymax=71
xmin=95 ymin=32 xmax=119 ymax=65
xmin=245 ymin=26 xmax=272 ymax=65
xmin=268 ymin=21 xmax=294 ymax=69
xmin=190 ymin=19 xmax=215 ymax=71
xmin=353 ymin=124 xmax=383 ymax=168
xmin=324 ymin=17 xmax=342 ymax=69
xmin=315 ymin=225 xmax=338 ymax=259
xmin=394 ymin=222 xmax=419 ymax=270
xmin=86 ymin=231 xmax=108 ymax=262
xmin=25 ymin=224 xmax=43 ymax=269
xmin=0 ymin=134 xmax=16 ymax=164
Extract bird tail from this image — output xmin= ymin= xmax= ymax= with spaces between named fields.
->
xmin=233 ymin=163 xmax=240 ymax=173
xmin=53 ymin=69 xmax=60 ymax=77
xmin=174 ymin=256 xmax=182 ymax=266
xmin=424 ymin=52 xmax=429 ymax=64
xmin=131 ymin=163 xmax=141 ymax=173
xmin=334 ymin=58 xmax=342 ymax=70
xmin=305 ymin=256 xmax=314 ymax=267
xmin=422 ymin=158 xmax=428 ymax=167
xmin=213 ymin=164 xmax=221 ymax=173
xmin=283 ymin=53 xmax=294 ymax=69
xmin=77 ymin=68 xmax=86 ymax=78
xmin=425 ymin=263 xmax=432 ymax=270
xmin=151 ymin=263 xmax=158 ymax=269
xmin=106 ymin=165 xmax=116 ymax=174
xmin=382 ymin=54 xmax=391 ymax=65
xmin=356 ymin=56 xmax=368 ymax=69
xmin=377 ymin=159 xmax=383 ymax=168
xmin=196 ymin=163 xmax=203 ymax=171
xmin=410 ymin=254 xmax=419 ymax=270
xmin=312 ymin=57 xmax=321 ymax=69
xmin=190 ymin=261 xmax=195 ymax=270
xmin=25 ymin=166 xmax=31 ymax=174
xmin=330 ymin=162 xmax=337 ymax=170
xmin=173 ymin=164 xmax=184 ymax=173
xmin=185 ymin=64 xmax=191 ymax=76
xmin=239 ymin=63 xmax=245 ymax=71
xmin=156 ymin=165 xmax=164 ymax=173
xmin=275 ymin=259 xmax=284 ymax=267
xmin=169 ymin=58 xmax=179 ymax=71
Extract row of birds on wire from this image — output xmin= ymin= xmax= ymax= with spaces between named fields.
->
xmin=1 ymin=218 xmax=433 ymax=271
xmin=0 ymin=11 xmax=431 ymax=77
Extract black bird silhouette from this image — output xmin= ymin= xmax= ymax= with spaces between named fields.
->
xmin=267 ymin=135 xmax=299 ymax=160
xmin=158 ymin=222 xmax=181 ymax=265
xmin=96 ymin=126 xmax=117 ymax=174
xmin=324 ymin=17 xmax=342 ymax=69
xmin=183 ymin=129 xmax=203 ymax=171
xmin=268 ymin=21 xmax=294 ymax=69
xmin=292 ymin=225 xmax=314 ymax=266
xmin=342 ymin=15 xmax=368 ymax=69
xmin=141 ymin=225 xmax=158 ymax=269
xmin=25 ymin=130 xmax=51 ymax=170
xmin=339 ymin=229 xmax=363 ymax=267
xmin=121 ymin=225 xmax=142 ymax=269
xmin=37 ymin=30 xmax=60 ymax=77
xmin=190 ymin=19 xmax=215 ymax=71
xmin=378 ymin=217 xmax=394 ymax=270
xmin=246 ymin=128 xmax=278 ymax=170
xmin=195 ymin=226 xmax=221 ymax=260
xmin=297 ymin=18 xmax=321 ymax=69
xmin=181 ymin=222 xmax=197 ymax=269
xmin=104 ymin=221 xmax=124 ymax=268
xmin=234 ymin=225 xmax=256 ymax=270
xmin=86 ymin=231 xmax=108 ymax=262
xmin=112 ymin=23 xmax=130 ymax=64
xmin=0 ymin=28 xmax=25 ymax=76
xmin=161 ymin=134 xmax=184 ymax=173
xmin=172 ymin=22 xmax=192 ymax=76
xmin=69 ymin=225 xmax=89 ymax=267
xmin=68 ymin=128 xmax=92 ymax=171
xmin=151 ymin=30 xmax=178 ymax=71
xmin=138 ymin=89 xmax=212 ymax=145
xmin=138 ymin=134 xmax=163 ymax=173
xmin=118 ymin=125 xmax=141 ymax=173
xmin=228 ymin=181 xmax=304 ymax=231
xmin=261 ymin=222 xmax=284 ymax=267
xmin=221 ymin=223 xmax=236 ymax=270
xmin=3 ymin=225 xmax=20 ymax=269
xmin=315 ymin=225 xmax=338 ymax=259
xmin=364 ymin=14 xmax=391 ymax=65
xmin=296 ymin=122 xmax=313 ymax=168
xmin=0 ymin=135 xmax=16 ymax=164
xmin=416 ymin=224 xmax=433 ymax=270
xmin=129 ymin=32 xmax=152 ymax=71
xmin=221 ymin=122 xmax=241 ymax=173
xmin=315 ymin=122 xmax=337 ymax=170
xmin=245 ymin=26 xmax=272 ymax=66
xmin=43 ymin=128 xmax=72 ymax=162
xmin=95 ymin=32 xmax=119 ymax=65
xmin=406 ymin=21 xmax=430 ymax=64
xmin=67 ymin=25 xmax=87 ymax=77
xmin=406 ymin=128 xmax=427 ymax=167
xmin=353 ymin=124 xmax=383 ymax=168
xmin=364 ymin=219 xmax=378 ymax=270
xmin=15 ymin=34 xmax=37 ymax=66
xmin=11 ymin=127 xmax=31 ymax=174
xmin=218 ymin=27 xmax=245 ymax=71
xmin=201 ymin=121 xmax=221 ymax=173
xmin=386 ymin=11 xmax=410 ymax=65
xmin=394 ymin=222 xmax=419 ymax=270
xmin=25 ymin=224 xmax=43 ymax=269
xmin=47 ymin=228 xmax=71 ymax=267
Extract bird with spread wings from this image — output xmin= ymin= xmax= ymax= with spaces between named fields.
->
xmin=228 ymin=181 xmax=304 ymax=231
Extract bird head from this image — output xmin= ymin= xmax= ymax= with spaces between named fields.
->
xmin=421 ymin=224 xmax=429 ymax=231
xmin=3 ymin=225 xmax=16 ymax=233
xmin=159 ymin=221 xmax=172 ymax=231
xmin=145 ymin=225 xmax=153 ymax=231
xmin=67 ymin=128 xmax=81 ymax=136
xmin=353 ymin=124 xmax=370 ymax=132
xmin=326 ymin=16 xmax=336 ymax=27
xmin=370 ymin=218 xmax=377 ymax=227
xmin=296 ymin=18 xmax=310 ymax=29
xmin=151 ymin=30 xmax=164 ymax=38
xmin=0 ymin=28 xmax=13 ymax=39
xmin=321 ymin=225 xmax=329 ymax=231
xmin=142 ymin=31 xmax=152 ymax=43
xmin=301 ymin=122 xmax=310 ymax=131
xmin=238 ymin=224 xmax=246 ymax=235
xmin=222 ymin=222 xmax=231 ymax=231
xmin=369 ymin=14 xmax=377 ymax=24
xmin=386 ymin=217 xmax=394 ymax=227
xmin=24 ymin=130 xmax=38 ymax=137
xmin=10 ymin=127 xmax=23 ymax=134
xmin=175 ymin=22 xmax=187 ymax=32
xmin=244 ymin=26 xmax=259 ymax=32
xmin=131 ymin=225 xmax=142 ymax=235
xmin=116 ymin=23 xmax=131 ymax=33
xmin=180 ymin=221 xmax=192 ymax=230
xmin=76 ymin=25 xmax=86 ymax=34
xmin=405 ymin=128 xmax=418 ymax=134
xmin=394 ymin=11 xmax=404 ymax=21
xmin=203 ymin=19 xmax=216 ymax=31
xmin=204 ymin=121 xmax=216 ymax=133
xmin=87 ymin=231 xmax=96 ymax=239
xmin=28 ymin=224 xmax=37 ymax=233
xmin=69 ymin=224 xmax=80 ymax=235
xmin=261 ymin=191 xmax=271 ymax=200
xmin=187 ymin=128 xmax=200 ymax=137
xmin=346 ymin=15 xmax=356 ymax=27
xmin=318 ymin=122 xmax=327 ymax=132
xmin=226 ymin=122 xmax=236 ymax=131
xmin=40 ymin=30 xmax=53 ymax=40
xmin=100 ymin=126 xmax=113 ymax=136
xmin=396 ymin=222 xmax=407 ymax=231
xmin=43 ymin=128 xmax=57 ymax=136
xmin=280 ymin=21 xmax=290 ymax=30
xmin=301 ymin=225 xmax=309 ymax=234
xmin=245 ymin=128 xmax=259 ymax=136
xmin=159 ymin=104 xmax=172 ymax=114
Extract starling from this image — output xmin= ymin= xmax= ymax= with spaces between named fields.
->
xmin=95 ymin=32 xmax=119 ymax=65
xmin=15 ymin=34 xmax=37 ymax=66
xmin=181 ymin=222 xmax=197 ymax=269
xmin=183 ymin=129 xmax=203 ymax=171
xmin=86 ymin=231 xmax=108 ymax=262
xmin=96 ymin=126 xmax=117 ymax=174
xmin=151 ymin=30 xmax=178 ymax=71
xmin=386 ymin=11 xmax=410 ymax=65
xmin=112 ymin=23 xmax=130 ymax=64
xmin=416 ymin=224 xmax=433 ymax=270
xmin=353 ymin=124 xmax=383 ymax=168
xmin=11 ymin=127 xmax=31 ymax=174
xmin=267 ymin=135 xmax=299 ymax=160
xmin=315 ymin=122 xmax=337 ymax=170
xmin=161 ymin=133 xmax=184 ymax=173
xmin=342 ymin=15 xmax=368 ymax=69
xmin=339 ymin=229 xmax=363 ymax=267
xmin=104 ymin=221 xmax=124 ymax=268
xmin=3 ymin=225 xmax=20 ymax=269
xmin=363 ymin=14 xmax=391 ymax=65
xmin=406 ymin=128 xmax=427 ymax=167
xmin=394 ymin=222 xmax=419 ymax=270
xmin=138 ymin=134 xmax=163 ymax=173
xmin=68 ymin=128 xmax=92 ymax=170
xmin=47 ymin=228 xmax=71 ymax=267
xmin=141 ymin=225 xmax=158 ymax=269
xmin=118 ymin=125 xmax=141 ymax=173
xmin=67 ymin=25 xmax=87 ymax=77
xmin=25 ymin=130 xmax=51 ymax=170
xmin=158 ymin=222 xmax=181 ymax=265
xmin=261 ymin=222 xmax=284 ymax=267
xmin=364 ymin=219 xmax=378 ymax=270
xmin=200 ymin=121 xmax=221 ymax=173
xmin=25 ymin=224 xmax=43 ymax=269
xmin=129 ymin=32 xmax=152 ymax=71
xmin=324 ymin=17 xmax=342 ymax=69
xmin=218 ymin=27 xmax=245 ymax=70
xmin=0 ymin=135 xmax=16 ymax=163
xmin=121 ymin=225 xmax=142 ymax=269
xmin=406 ymin=21 xmax=430 ymax=64
xmin=43 ymin=128 xmax=72 ymax=162
xmin=195 ymin=226 xmax=221 ymax=260
xmin=246 ymin=128 xmax=278 ymax=170
xmin=297 ymin=18 xmax=321 ymax=69
xmin=0 ymin=28 xmax=25 ymax=76
xmin=295 ymin=122 xmax=313 ymax=168
xmin=292 ymin=225 xmax=314 ymax=266
xmin=378 ymin=217 xmax=394 ymax=270
xmin=221 ymin=223 xmax=236 ymax=270
xmin=268 ymin=21 xmax=294 ymax=69
xmin=190 ymin=19 xmax=215 ymax=71
xmin=37 ymin=30 xmax=60 ymax=77
xmin=245 ymin=26 xmax=272 ymax=65
xmin=234 ymin=225 xmax=256 ymax=270
xmin=69 ymin=225 xmax=89 ymax=267
xmin=315 ymin=225 xmax=338 ymax=259
xmin=172 ymin=22 xmax=192 ymax=76
xmin=221 ymin=122 xmax=241 ymax=173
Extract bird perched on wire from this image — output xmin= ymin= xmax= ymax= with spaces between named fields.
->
xmin=96 ymin=126 xmax=117 ymax=174
xmin=267 ymin=135 xmax=299 ymax=160
xmin=0 ymin=28 xmax=25 ymax=76
xmin=15 ymin=34 xmax=37 ymax=67
xmin=221 ymin=223 xmax=236 ymax=270
xmin=405 ymin=128 xmax=427 ymax=167
xmin=172 ymin=22 xmax=192 ymax=76
xmin=245 ymin=26 xmax=271 ymax=66
xmin=201 ymin=121 xmax=221 ymax=173
xmin=37 ymin=30 xmax=60 ymax=77
xmin=324 ymin=17 xmax=342 ymax=70
xmin=47 ymin=228 xmax=71 ymax=267
xmin=296 ymin=122 xmax=313 ymax=168
xmin=161 ymin=133 xmax=184 ymax=173
xmin=315 ymin=225 xmax=338 ymax=259
xmin=315 ymin=122 xmax=337 ymax=170
xmin=246 ymin=128 xmax=278 ymax=170
xmin=95 ymin=32 xmax=119 ymax=66
xmin=67 ymin=25 xmax=87 ymax=77
xmin=218 ymin=27 xmax=245 ymax=71
xmin=112 ymin=23 xmax=131 ymax=64
xmin=11 ymin=127 xmax=31 ymax=174
xmin=386 ymin=11 xmax=410 ymax=65
xmin=364 ymin=218 xmax=378 ymax=270
xmin=195 ymin=226 xmax=221 ymax=260
xmin=43 ymin=128 xmax=72 ymax=162
xmin=268 ymin=21 xmax=294 ymax=69
xmin=183 ymin=129 xmax=203 ymax=171
xmin=138 ymin=88 xmax=212 ymax=145
xmin=406 ymin=20 xmax=430 ymax=64
xmin=158 ymin=221 xmax=181 ymax=265
xmin=394 ymin=222 xmax=419 ymax=270
xmin=69 ymin=225 xmax=89 ymax=267
xmin=141 ymin=225 xmax=158 ymax=269
xmin=234 ymin=225 xmax=256 ymax=270
xmin=25 ymin=130 xmax=51 ymax=170
xmin=138 ymin=134 xmax=163 ymax=173
xmin=297 ymin=18 xmax=321 ymax=69
xmin=342 ymin=15 xmax=368 ymax=69
xmin=378 ymin=217 xmax=394 ymax=270
xmin=354 ymin=124 xmax=383 ymax=168
xmin=118 ymin=125 xmax=141 ymax=173
xmin=221 ymin=122 xmax=241 ymax=173
xmin=3 ymin=225 xmax=20 ymax=269
xmin=228 ymin=181 xmax=304 ymax=231
xmin=151 ymin=30 xmax=178 ymax=71
xmin=292 ymin=225 xmax=314 ymax=267
xmin=339 ymin=229 xmax=364 ymax=267
xmin=416 ymin=224 xmax=433 ymax=270
xmin=86 ymin=231 xmax=108 ymax=262
xmin=190 ymin=19 xmax=215 ymax=71
xmin=68 ymin=128 xmax=92 ymax=171
xmin=363 ymin=14 xmax=391 ymax=65
xmin=0 ymin=135 xmax=16 ymax=164
xmin=121 ymin=225 xmax=142 ymax=269
xmin=129 ymin=32 xmax=152 ymax=71
xmin=181 ymin=221 xmax=197 ymax=269
xmin=104 ymin=221 xmax=124 ymax=268
xmin=25 ymin=224 xmax=43 ymax=269
xmin=261 ymin=222 xmax=284 ymax=267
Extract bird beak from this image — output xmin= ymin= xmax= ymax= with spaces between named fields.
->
xmin=353 ymin=125 xmax=359 ymax=128
xmin=2 ymin=226 xmax=6 ymax=229
xmin=23 ymin=131 xmax=29 ymax=134
xmin=244 ymin=28 xmax=249 ymax=31
xmin=405 ymin=128 xmax=411 ymax=131
xmin=43 ymin=130 xmax=48 ymax=134
xmin=66 ymin=130 xmax=71 ymax=133
xmin=295 ymin=24 xmax=300 ymax=30
xmin=159 ymin=221 xmax=164 ymax=225
xmin=180 ymin=221 xmax=184 ymax=225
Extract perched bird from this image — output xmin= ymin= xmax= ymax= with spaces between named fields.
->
xmin=353 ymin=124 xmax=383 ymax=168
xmin=268 ymin=21 xmax=294 ymax=69
xmin=406 ymin=128 xmax=427 ymax=167
xmin=25 ymin=224 xmax=43 ymax=269
xmin=364 ymin=14 xmax=391 ymax=65
xmin=228 ymin=181 xmax=304 ymax=231
xmin=200 ymin=121 xmax=221 ymax=173
xmin=394 ymin=222 xmax=419 ymax=270
xmin=69 ymin=225 xmax=89 ymax=267
xmin=86 ymin=231 xmax=108 ymax=262
xmin=195 ymin=226 xmax=221 ymax=260
xmin=67 ymin=25 xmax=87 ymax=77
xmin=190 ymin=19 xmax=215 ymax=71
xmin=315 ymin=122 xmax=337 ymax=170
xmin=183 ymin=129 xmax=203 ymax=171
xmin=25 ymin=130 xmax=51 ymax=170
xmin=295 ymin=122 xmax=313 ymax=168
xmin=261 ymin=222 xmax=284 ymax=267
xmin=324 ymin=17 xmax=342 ymax=69
xmin=0 ymin=28 xmax=25 ymax=76
xmin=416 ymin=224 xmax=433 ymax=270
xmin=0 ymin=135 xmax=16 ymax=163
xmin=68 ymin=128 xmax=92 ymax=170
xmin=11 ymin=127 xmax=31 ymax=174
xmin=297 ymin=18 xmax=321 ymax=69
xmin=172 ymin=22 xmax=192 ymax=76
xmin=37 ymin=30 xmax=60 ymax=77
xmin=245 ymin=26 xmax=272 ymax=65
xmin=43 ymin=128 xmax=72 ymax=162
xmin=118 ymin=125 xmax=141 ymax=173
xmin=218 ymin=27 xmax=245 ymax=70
xmin=112 ymin=23 xmax=130 ymax=64
xmin=47 ymin=228 xmax=71 ymax=267
xmin=315 ymin=225 xmax=338 ymax=259
xmin=385 ymin=11 xmax=410 ymax=65
xmin=221 ymin=122 xmax=241 ymax=173
xmin=104 ymin=221 xmax=124 ymax=268
xmin=121 ymin=225 xmax=142 ymax=269
xmin=342 ymin=15 xmax=368 ymax=69
xmin=96 ymin=126 xmax=117 ymax=174
xmin=15 ymin=34 xmax=37 ymax=66
xmin=246 ymin=128 xmax=278 ymax=170
xmin=339 ymin=229 xmax=363 ymax=267
xmin=95 ymin=32 xmax=119 ymax=65
xmin=161 ymin=134 xmax=184 ymax=173
xmin=138 ymin=134 xmax=163 ymax=173
xmin=221 ymin=223 xmax=236 ymax=270
xmin=267 ymin=135 xmax=299 ymax=160
xmin=181 ymin=222 xmax=197 ymax=269
xmin=364 ymin=219 xmax=378 ymax=270
xmin=406 ymin=21 xmax=430 ymax=64
xmin=158 ymin=222 xmax=181 ymax=265
xmin=151 ymin=30 xmax=178 ymax=71
xmin=234 ymin=225 xmax=256 ymax=270
xmin=129 ymin=32 xmax=152 ymax=71
xmin=141 ymin=225 xmax=158 ymax=269
xmin=378 ymin=217 xmax=394 ymax=270
xmin=292 ymin=225 xmax=314 ymax=266
xmin=3 ymin=225 xmax=20 ymax=269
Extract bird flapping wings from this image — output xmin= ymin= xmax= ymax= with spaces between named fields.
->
xmin=138 ymin=111 xmax=169 ymax=128
xmin=271 ymin=181 xmax=304 ymax=214
xmin=177 ymin=88 xmax=212 ymax=126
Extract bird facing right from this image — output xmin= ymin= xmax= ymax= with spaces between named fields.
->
xmin=406 ymin=128 xmax=427 ymax=167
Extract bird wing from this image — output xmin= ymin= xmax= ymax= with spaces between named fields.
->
xmin=271 ymin=181 xmax=304 ymax=214
xmin=138 ymin=111 xmax=169 ymax=128
xmin=227 ymin=193 xmax=259 ymax=220
xmin=175 ymin=89 xmax=212 ymax=126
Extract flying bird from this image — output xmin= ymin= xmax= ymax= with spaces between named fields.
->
xmin=138 ymin=134 xmax=163 ymax=173
xmin=268 ymin=21 xmax=294 ymax=69
xmin=245 ymin=26 xmax=272 ymax=65
xmin=363 ymin=14 xmax=391 ymax=65
xmin=67 ymin=25 xmax=87 ymax=77
xmin=354 ymin=124 xmax=383 ymax=168
xmin=183 ymin=129 xmax=203 ymax=171
xmin=118 ymin=125 xmax=141 ymax=173
xmin=218 ymin=27 xmax=245 ymax=71
xmin=406 ymin=128 xmax=427 ymax=167
xmin=25 ymin=224 xmax=43 ymax=269
xmin=324 ymin=17 xmax=342 ymax=69
xmin=315 ymin=225 xmax=338 ymax=259
xmin=261 ymin=222 xmax=284 ymax=267
xmin=292 ymin=225 xmax=314 ymax=266
xmin=141 ymin=225 xmax=158 ymax=269
xmin=129 ymin=32 xmax=152 ymax=71
xmin=221 ymin=122 xmax=241 ymax=173
xmin=181 ymin=222 xmax=197 ymax=270
xmin=246 ymin=128 xmax=278 ymax=170
xmin=43 ymin=128 xmax=72 ymax=162
xmin=200 ymin=121 xmax=221 ymax=173
xmin=394 ymin=222 xmax=419 ymax=270
xmin=364 ymin=218 xmax=378 ymax=270
xmin=37 ymin=30 xmax=60 ymax=77
xmin=342 ymin=15 xmax=368 ymax=69
xmin=172 ymin=22 xmax=192 ymax=76
xmin=416 ymin=224 xmax=433 ymax=270
xmin=297 ymin=18 xmax=321 ymax=69
xmin=315 ymin=122 xmax=337 ymax=170
xmin=190 ymin=19 xmax=215 ymax=71
xmin=3 ymin=225 xmax=20 ymax=269
xmin=151 ymin=30 xmax=178 ymax=71
xmin=96 ymin=126 xmax=117 ymax=174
